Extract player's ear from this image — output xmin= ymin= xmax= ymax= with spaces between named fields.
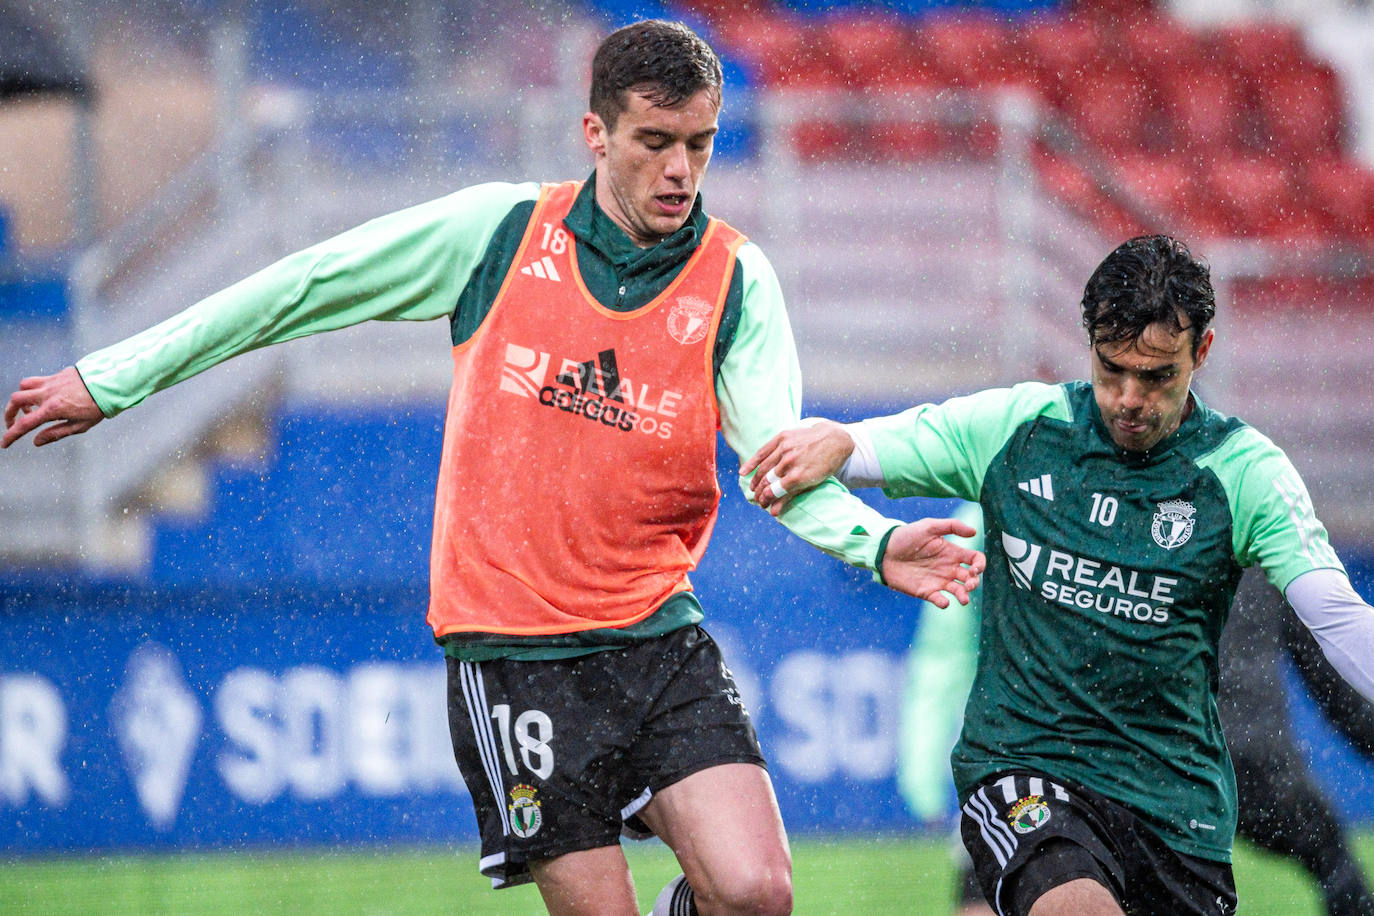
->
xmin=583 ymin=112 xmax=607 ymax=157
xmin=1193 ymin=327 xmax=1215 ymax=371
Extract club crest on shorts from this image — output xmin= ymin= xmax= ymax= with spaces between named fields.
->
xmin=508 ymin=784 xmax=543 ymax=839
xmin=1008 ymin=794 xmax=1051 ymax=834
xmin=1151 ymin=498 xmax=1196 ymax=550
xmin=667 ymin=295 xmax=712 ymax=345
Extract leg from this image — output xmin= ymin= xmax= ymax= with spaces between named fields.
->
xmin=529 ymin=845 xmax=640 ymax=916
xmin=637 ymin=762 xmax=793 ymax=916
xmin=1234 ymin=745 xmax=1374 ymax=916
xmin=1027 ymin=878 xmax=1123 ymax=916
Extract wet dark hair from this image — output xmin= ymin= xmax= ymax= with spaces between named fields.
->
xmin=589 ymin=20 xmax=723 ymax=131
xmin=1081 ymin=235 xmax=1216 ymax=357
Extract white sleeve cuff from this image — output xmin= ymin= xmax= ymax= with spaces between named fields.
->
xmin=1286 ymin=567 xmax=1374 ymax=703
xmin=839 ymin=421 xmax=885 ymax=489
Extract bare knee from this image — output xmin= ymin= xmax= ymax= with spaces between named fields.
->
xmin=693 ymin=864 xmax=793 ymax=916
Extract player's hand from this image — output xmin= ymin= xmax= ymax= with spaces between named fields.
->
xmin=3 ymin=367 xmax=104 ymax=448
xmin=881 ymin=518 xmax=986 ymax=607
xmin=740 ymin=420 xmax=854 ymax=516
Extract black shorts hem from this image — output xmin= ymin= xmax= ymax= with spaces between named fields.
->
xmin=621 ymin=753 xmax=768 ymax=838
xmin=648 ymin=751 xmax=768 ymax=795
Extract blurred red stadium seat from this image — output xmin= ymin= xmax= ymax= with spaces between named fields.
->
xmin=1255 ymin=63 xmax=1345 ymax=159
xmin=1115 ymin=14 xmax=1201 ymax=75
xmin=920 ymin=16 xmax=1021 ymax=89
xmin=1059 ymin=66 xmax=1159 ymax=153
xmin=1201 ymin=155 xmax=1298 ymax=238
xmin=1113 ymin=152 xmax=1193 ymax=223
xmin=1210 ymin=22 xmax=1308 ymax=86
xmin=1157 ymin=66 xmax=1247 ymax=156
xmin=1304 ymin=156 xmax=1374 ymax=239
xmin=824 ymin=14 xmax=920 ymax=87
xmin=1020 ymin=17 xmax=1104 ymax=103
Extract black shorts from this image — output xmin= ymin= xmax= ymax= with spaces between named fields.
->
xmin=959 ymin=770 xmax=1237 ymax=916
xmin=446 ymin=625 xmax=764 ymax=888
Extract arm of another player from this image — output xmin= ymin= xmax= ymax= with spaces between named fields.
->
xmin=1282 ymin=606 xmax=1374 ymax=755
xmin=743 ymin=383 xmax=1064 ymax=512
xmin=718 ymin=245 xmax=981 ymax=604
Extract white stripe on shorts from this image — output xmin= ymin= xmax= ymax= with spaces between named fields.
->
xmin=621 ymin=786 xmax=654 ymax=822
xmin=460 ymin=661 xmax=510 ymax=836
xmin=963 ymin=787 xmax=1016 ymax=866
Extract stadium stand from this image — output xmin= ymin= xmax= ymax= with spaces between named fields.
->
xmin=680 ymin=0 xmax=1374 ymax=245
xmin=148 ymin=406 xmax=441 ymax=588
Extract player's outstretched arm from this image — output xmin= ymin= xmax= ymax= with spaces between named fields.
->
xmin=740 ymin=419 xmax=854 ymax=516
xmin=881 ymin=518 xmax=985 ymax=607
xmin=2 ymin=367 xmax=104 ymax=448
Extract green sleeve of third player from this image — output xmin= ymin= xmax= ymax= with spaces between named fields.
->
xmin=76 ymin=181 xmax=540 ymax=416
xmin=1198 ymin=425 xmax=1345 ymax=591
xmin=897 ymin=501 xmax=983 ymax=822
xmin=720 ymin=242 xmax=905 ymax=572
xmin=863 ymin=381 xmax=1073 ymax=502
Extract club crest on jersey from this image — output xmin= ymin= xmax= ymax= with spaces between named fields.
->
xmin=508 ymin=784 xmax=543 ymax=838
xmin=667 ymin=295 xmax=713 ymax=345
xmin=1151 ymin=499 xmax=1196 ymax=550
xmin=1008 ymin=795 xmax=1051 ymax=834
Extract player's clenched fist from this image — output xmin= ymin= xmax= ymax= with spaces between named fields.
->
xmin=3 ymin=366 xmax=104 ymax=448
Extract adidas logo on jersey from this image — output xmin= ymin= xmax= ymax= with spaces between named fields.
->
xmin=1017 ymin=474 xmax=1054 ymax=500
xmin=520 ymin=255 xmax=561 ymax=282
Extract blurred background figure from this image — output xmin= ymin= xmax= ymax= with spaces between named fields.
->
xmin=1221 ymin=569 xmax=1374 ymax=916
xmin=898 ymin=501 xmax=993 ymax=916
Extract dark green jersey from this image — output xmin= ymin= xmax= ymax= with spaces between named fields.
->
xmin=861 ymin=381 xmax=1344 ymax=861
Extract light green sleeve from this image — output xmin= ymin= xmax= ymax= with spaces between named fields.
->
xmin=864 ymin=381 xmax=1072 ymax=501
xmin=1198 ymin=425 xmax=1345 ymax=591
xmin=897 ymin=502 xmax=983 ymax=821
xmin=77 ymin=181 xmax=540 ymax=416
xmin=718 ymin=242 xmax=902 ymax=571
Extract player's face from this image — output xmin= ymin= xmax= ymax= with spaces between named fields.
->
xmin=1091 ymin=320 xmax=1214 ymax=452
xmin=583 ymin=87 xmax=718 ymax=247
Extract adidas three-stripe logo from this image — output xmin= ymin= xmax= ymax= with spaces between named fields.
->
xmin=1017 ymin=473 xmax=1054 ymax=500
xmin=520 ymin=255 xmax=561 ymax=282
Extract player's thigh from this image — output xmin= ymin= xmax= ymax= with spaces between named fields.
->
xmin=1028 ymin=877 xmax=1124 ymax=916
xmin=638 ymin=762 xmax=792 ymax=911
xmin=529 ymin=845 xmax=639 ymax=916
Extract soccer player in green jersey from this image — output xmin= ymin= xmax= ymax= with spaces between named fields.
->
xmin=744 ymin=235 xmax=1374 ymax=916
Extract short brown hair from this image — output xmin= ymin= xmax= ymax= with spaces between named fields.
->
xmin=589 ymin=20 xmax=722 ymax=131
xmin=1081 ymin=235 xmax=1216 ymax=358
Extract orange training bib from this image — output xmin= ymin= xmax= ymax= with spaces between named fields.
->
xmin=426 ymin=181 xmax=746 ymax=637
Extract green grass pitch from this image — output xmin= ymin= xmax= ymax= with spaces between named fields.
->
xmin=3 ymin=833 xmax=1369 ymax=914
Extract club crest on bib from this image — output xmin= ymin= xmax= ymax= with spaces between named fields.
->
xmin=667 ymin=295 xmax=712 ymax=345
xmin=508 ymin=784 xmax=543 ymax=838
xmin=1152 ymin=498 xmax=1196 ymax=550
xmin=1008 ymin=795 xmax=1051 ymax=834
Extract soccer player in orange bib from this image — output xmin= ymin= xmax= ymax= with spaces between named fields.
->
xmin=3 ymin=20 xmax=983 ymax=915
